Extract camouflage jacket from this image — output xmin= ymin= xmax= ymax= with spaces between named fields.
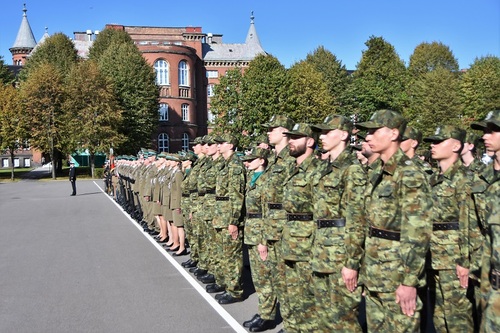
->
xmin=189 ymin=156 xmax=207 ymax=214
xmin=260 ymin=146 xmax=295 ymax=241
xmin=244 ymin=171 xmax=265 ymax=245
xmin=429 ymin=160 xmax=479 ymax=270
xmin=201 ymin=156 xmax=224 ymax=221
xmin=361 ymin=149 xmax=432 ymax=292
xmin=213 ymin=152 xmax=246 ymax=228
xmin=311 ymin=149 xmax=367 ymax=273
xmin=281 ymin=154 xmax=326 ymax=262
xmin=479 ymin=163 xmax=500 ymax=295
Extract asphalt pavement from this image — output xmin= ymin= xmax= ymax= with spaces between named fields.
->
xmin=0 ymin=177 xmax=284 ymax=333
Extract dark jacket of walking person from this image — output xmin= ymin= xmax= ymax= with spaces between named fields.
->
xmin=69 ymin=161 xmax=77 ymax=196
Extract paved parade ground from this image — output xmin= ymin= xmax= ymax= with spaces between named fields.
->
xmin=0 ymin=177 xmax=283 ymax=333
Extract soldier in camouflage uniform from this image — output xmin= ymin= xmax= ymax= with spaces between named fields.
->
xmin=470 ymin=111 xmax=500 ymax=333
xmin=462 ymin=131 xmax=485 ymax=174
xmin=281 ymin=123 xmax=326 ymax=333
xmin=210 ymin=134 xmax=246 ymax=304
xmin=355 ymin=109 xmax=433 ymax=332
xmin=241 ymin=115 xmax=295 ymax=332
xmin=180 ymin=150 xmax=198 ymax=264
xmin=241 ymin=147 xmax=278 ymax=331
xmin=401 ymin=125 xmax=434 ymax=176
xmin=310 ymin=115 xmax=367 ymax=332
xmin=423 ymin=125 xmax=479 ymax=333
xmin=182 ymin=139 xmax=206 ymax=269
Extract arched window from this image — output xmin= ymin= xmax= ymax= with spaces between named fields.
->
xmin=178 ymin=60 xmax=189 ymax=86
xmin=154 ymin=60 xmax=169 ymax=85
xmin=158 ymin=103 xmax=168 ymax=121
xmin=182 ymin=133 xmax=190 ymax=151
xmin=158 ymin=133 xmax=169 ymax=152
xmin=181 ymin=104 xmax=189 ymax=122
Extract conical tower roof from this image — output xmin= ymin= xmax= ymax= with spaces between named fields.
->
xmin=245 ymin=11 xmax=263 ymax=52
xmin=11 ymin=4 xmax=37 ymax=50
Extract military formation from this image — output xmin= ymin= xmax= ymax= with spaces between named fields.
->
xmin=107 ymin=109 xmax=500 ymax=333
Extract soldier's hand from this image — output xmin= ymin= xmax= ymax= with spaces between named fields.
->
xmin=395 ymin=284 xmax=417 ymax=317
xmin=228 ymin=225 xmax=238 ymax=240
xmin=456 ymin=265 xmax=469 ymax=288
xmin=341 ymin=267 xmax=358 ymax=292
xmin=257 ymin=244 xmax=268 ymax=261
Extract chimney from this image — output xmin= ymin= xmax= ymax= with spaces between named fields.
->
xmin=207 ymin=33 xmax=213 ymax=44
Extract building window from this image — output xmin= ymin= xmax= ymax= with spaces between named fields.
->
xmin=206 ymin=70 xmax=218 ymax=78
xmin=207 ymin=109 xmax=215 ymax=124
xmin=178 ymin=60 xmax=189 ymax=86
xmin=159 ymin=103 xmax=168 ymax=121
xmin=207 ymin=84 xmax=215 ymax=97
xmin=182 ymin=133 xmax=189 ymax=151
xmin=158 ymin=133 xmax=169 ymax=152
xmin=182 ymin=104 xmax=189 ymax=122
xmin=154 ymin=59 xmax=169 ymax=85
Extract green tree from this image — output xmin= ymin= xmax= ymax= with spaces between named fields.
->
xmin=0 ymin=84 xmax=26 ymax=180
xmin=238 ymin=54 xmax=288 ymax=146
xmin=407 ymin=67 xmax=462 ymax=137
xmin=94 ymin=40 xmax=159 ymax=154
xmin=344 ymin=36 xmax=408 ymax=121
xmin=460 ymin=56 xmax=500 ymax=126
xmin=20 ymin=63 xmax=66 ymax=179
xmin=19 ymin=33 xmax=78 ymax=82
xmin=0 ymin=56 xmax=14 ymax=85
xmin=88 ymin=28 xmax=134 ymax=60
xmin=305 ymin=46 xmax=350 ymax=115
xmin=408 ymin=42 xmax=459 ymax=76
xmin=210 ymin=68 xmax=244 ymax=140
xmin=285 ymin=60 xmax=334 ymax=124
xmin=63 ymin=61 xmax=125 ymax=177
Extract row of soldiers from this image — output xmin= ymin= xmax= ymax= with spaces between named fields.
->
xmin=111 ymin=109 xmax=499 ymax=333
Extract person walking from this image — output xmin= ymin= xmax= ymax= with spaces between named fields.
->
xmin=69 ymin=160 xmax=77 ymax=196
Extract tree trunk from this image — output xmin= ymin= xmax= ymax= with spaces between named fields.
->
xmin=90 ymin=152 xmax=95 ymax=178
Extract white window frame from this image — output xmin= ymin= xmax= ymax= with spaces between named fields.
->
xmin=178 ymin=60 xmax=189 ymax=86
xmin=158 ymin=133 xmax=169 ymax=152
xmin=154 ymin=59 xmax=169 ymax=85
xmin=206 ymin=70 xmax=218 ymax=78
xmin=159 ymin=103 xmax=169 ymax=121
xmin=207 ymin=84 xmax=215 ymax=97
xmin=182 ymin=133 xmax=190 ymax=151
xmin=182 ymin=104 xmax=189 ymax=122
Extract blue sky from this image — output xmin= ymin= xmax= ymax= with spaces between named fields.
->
xmin=1 ymin=0 xmax=499 ymax=70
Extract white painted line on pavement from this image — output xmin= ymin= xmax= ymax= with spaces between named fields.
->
xmin=93 ymin=181 xmax=247 ymax=333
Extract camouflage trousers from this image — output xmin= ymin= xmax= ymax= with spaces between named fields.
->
xmin=480 ymin=288 xmax=500 ymax=333
xmin=186 ymin=210 xmax=200 ymax=263
xmin=365 ymin=288 xmax=422 ymax=332
xmin=311 ymin=271 xmax=363 ymax=332
xmin=248 ymin=244 xmax=277 ymax=320
xmin=427 ymin=269 xmax=474 ymax=333
xmin=213 ymin=227 xmax=243 ymax=298
xmin=267 ymin=240 xmax=291 ymax=329
xmin=284 ymin=260 xmax=318 ymax=333
xmin=198 ymin=219 xmax=216 ymax=272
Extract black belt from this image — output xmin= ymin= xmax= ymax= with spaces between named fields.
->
xmin=317 ymin=218 xmax=346 ymax=228
xmin=247 ymin=213 xmax=262 ymax=218
xmin=198 ymin=191 xmax=206 ymax=196
xmin=268 ymin=203 xmax=283 ymax=210
xmin=189 ymin=189 xmax=197 ymax=193
xmin=206 ymin=189 xmax=216 ymax=194
xmin=287 ymin=213 xmax=313 ymax=221
xmin=369 ymin=226 xmax=400 ymax=241
xmin=491 ymin=270 xmax=500 ymax=290
xmin=433 ymin=221 xmax=459 ymax=231
xmin=215 ymin=196 xmax=229 ymax=201
xmin=182 ymin=194 xmax=190 ymax=197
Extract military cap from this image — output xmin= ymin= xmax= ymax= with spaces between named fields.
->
xmin=214 ymin=133 xmax=239 ymax=147
xmin=147 ymin=149 xmax=157 ymax=157
xmin=190 ymin=136 xmax=203 ymax=145
xmin=312 ymin=115 xmax=353 ymax=133
xmin=465 ymin=131 xmax=481 ymax=146
xmin=283 ymin=123 xmax=315 ymax=138
xmin=180 ymin=150 xmax=198 ymax=162
xmin=355 ymin=109 xmax=407 ymax=134
xmin=157 ymin=152 xmax=167 ymax=158
xmin=261 ymin=114 xmax=294 ymax=130
xmin=402 ymin=126 xmax=423 ymax=143
xmin=252 ymin=133 xmax=269 ymax=145
xmin=423 ymin=125 xmax=466 ymax=143
xmin=471 ymin=110 xmax=500 ymax=131
xmin=240 ymin=147 xmax=270 ymax=161
xmin=166 ymin=154 xmax=181 ymax=162
xmin=202 ymin=134 xmax=217 ymax=145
